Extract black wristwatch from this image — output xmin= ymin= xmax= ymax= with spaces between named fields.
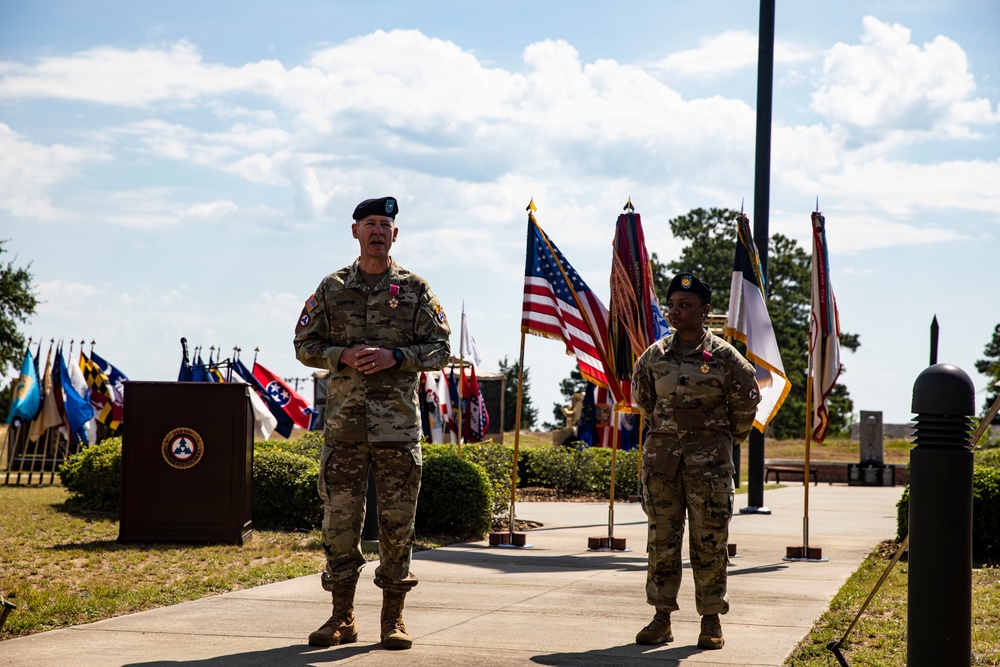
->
xmin=393 ymin=348 xmax=405 ymax=368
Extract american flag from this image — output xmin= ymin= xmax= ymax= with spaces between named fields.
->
xmin=521 ymin=213 xmax=625 ymax=404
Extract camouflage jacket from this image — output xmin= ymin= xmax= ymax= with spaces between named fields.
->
xmin=293 ymin=258 xmax=451 ymax=441
xmin=631 ymin=329 xmax=760 ymax=478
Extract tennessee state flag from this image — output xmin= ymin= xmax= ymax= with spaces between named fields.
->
xmin=252 ymin=361 xmax=313 ymax=430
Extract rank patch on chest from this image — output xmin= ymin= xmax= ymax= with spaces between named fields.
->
xmin=305 ymin=294 xmax=319 ymax=312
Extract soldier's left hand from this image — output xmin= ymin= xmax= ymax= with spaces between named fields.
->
xmin=345 ymin=345 xmax=395 ymax=375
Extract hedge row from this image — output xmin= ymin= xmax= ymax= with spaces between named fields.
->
xmin=59 ymin=436 xmax=644 ymax=537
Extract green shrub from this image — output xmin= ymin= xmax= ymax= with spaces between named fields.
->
xmin=975 ymin=446 xmax=1000 ymax=469
xmin=260 ymin=431 xmax=323 ymax=459
xmin=896 ymin=466 xmax=1000 ymax=565
xmin=251 ymin=446 xmax=322 ymax=529
xmin=416 ymin=454 xmax=493 ymax=539
xmin=519 ymin=446 xmax=637 ymax=499
xmin=461 ymin=441 xmax=516 ymax=517
xmin=422 ymin=442 xmax=455 ymax=459
xmin=60 ymin=438 xmax=122 ymax=512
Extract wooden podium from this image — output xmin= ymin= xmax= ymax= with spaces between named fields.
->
xmin=119 ymin=382 xmax=253 ymax=544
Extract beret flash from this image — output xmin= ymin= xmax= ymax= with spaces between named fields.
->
xmin=666 ymin=273 xmax=712 ymax=304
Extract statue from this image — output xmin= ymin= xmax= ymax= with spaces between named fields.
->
xmin=561 ymin=392 xmax=584 ymax=428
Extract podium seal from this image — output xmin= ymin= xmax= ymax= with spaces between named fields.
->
xmin=162 ymin=427 xmax=205 ymax=469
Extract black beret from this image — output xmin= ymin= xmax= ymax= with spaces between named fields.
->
xmin=352 ymin=196 xmax=399 ymax=221
xmin=666 ymin=273 xmax=712 ymax=304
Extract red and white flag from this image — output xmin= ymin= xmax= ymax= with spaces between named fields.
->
xmin=253 ymin=361 xmax=313 ymax=430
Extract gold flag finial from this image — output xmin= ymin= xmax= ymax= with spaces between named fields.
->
xmin=526 ymin=198 xmax=537 ymax=212
xmin=623 ymin=197 xmax=634 ymax=212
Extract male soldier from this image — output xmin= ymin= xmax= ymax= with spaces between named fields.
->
xmin=631 ymin=273 xmax=760 ymax=650
xmin=294 ymin=196 xmax=451 ymax=650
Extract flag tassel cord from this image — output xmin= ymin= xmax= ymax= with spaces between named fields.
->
xmin=508 ymin=330 xmax=527 ymax=538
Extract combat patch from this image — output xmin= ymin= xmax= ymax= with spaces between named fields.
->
xmin=299 ymin=313 xmax=310 ymax=327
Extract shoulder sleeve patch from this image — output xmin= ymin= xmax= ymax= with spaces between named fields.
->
xmin=435 ymin=305 xmax=446 ymax=323
xmin=305 ymin=294 xmax=319 ymax=312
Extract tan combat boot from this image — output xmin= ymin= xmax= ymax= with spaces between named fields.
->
xmin=635 ymin=609 xmax=672 ymax=644
xmin=308 ymin=582 xmax=358 ymax=647
xmin=697 ymin=613 xmax=724 ymax=649
xmin=380 ymin=590 xmax=412 ymax=650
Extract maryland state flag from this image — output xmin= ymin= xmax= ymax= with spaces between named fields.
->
xmin=80 ymin=352 xmax=121 ymax=432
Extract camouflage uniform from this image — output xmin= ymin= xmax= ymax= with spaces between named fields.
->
xmin=294 ymin=258 xmax=451 ymax=594
xmin=632 ymin=328 xmax=759 ymax=616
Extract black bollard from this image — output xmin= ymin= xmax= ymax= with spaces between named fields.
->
xmin=908 ymin=364 xmax=973 ymax=666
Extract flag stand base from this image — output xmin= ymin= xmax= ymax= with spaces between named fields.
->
xmin=728 ymin=543 xmax=741 ymax=559
xmin=739 ymin=505 xmax=772 ymax=515
xmin=587 ymin=536 xmax=630 ymax=551
xmin=489 ymin=531 xmax=533 ymax=548
xmin=783 ymin=545 xmax=828 ymax=562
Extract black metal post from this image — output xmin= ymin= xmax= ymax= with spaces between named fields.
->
xmin=742 ymin=0 xmax=775 ymax=515
xmin=929 ymin=315 xmax=939 ymax=366
xmin=908 ymin=363 xmax=973 ymax=666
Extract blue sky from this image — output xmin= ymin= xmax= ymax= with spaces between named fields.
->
xmin=3 ymin=1 xmax=999 ymax=427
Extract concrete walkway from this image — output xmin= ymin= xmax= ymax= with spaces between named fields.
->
xmin=0 ymin=483 xmax=903 ymax=666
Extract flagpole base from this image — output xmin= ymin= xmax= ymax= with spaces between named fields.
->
xmin=489 ymin=531 xmax=533 ymax=548
xmin=587 ymin=536 xmax=630 ymax=551
xmin=739 ymin=505 xmax=772 ymax=515
xmin=727 ymin=543 xmax=741 ymax=559
xmin=782 ymin=545 xmax=828 ymax=562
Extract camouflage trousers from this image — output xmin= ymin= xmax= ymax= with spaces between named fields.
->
xmin=641 ymin=459 xmax=734 ymax=615
xmin=318 ymin=438 xmax=422 ymax=594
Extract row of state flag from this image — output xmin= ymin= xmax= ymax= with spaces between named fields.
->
xmin=5 ymin=341 xmax=128 ymax=446
xmin=419 ymin=305 xmax=491 ymax=444
xmin=177 ymin=346 xmax=316 ymax=441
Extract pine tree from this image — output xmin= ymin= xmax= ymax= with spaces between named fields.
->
xmin=498 ymin=356 xmax=538 ymax=430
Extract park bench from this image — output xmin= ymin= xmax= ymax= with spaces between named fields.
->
xmin=765 ymin=464 xmax=818 ymax=485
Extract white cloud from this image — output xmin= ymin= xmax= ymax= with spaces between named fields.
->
xmin=0 ymin=123 xmax=102 ymax=220
xmin=650 ymin=30 xmax=816 ymax=76
xmin=2 ymin=23 xmax=998 ymax=254
xmin=812 ymin=16 xmax=1000 ymax=138
xmin=0 ymin=40 xmax=287 ymax=108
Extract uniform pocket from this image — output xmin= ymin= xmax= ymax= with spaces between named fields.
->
xmin=317 ymin=444 xmax=334 ymax=503
xmin=704 ymin=475 xmax=734 ymax=529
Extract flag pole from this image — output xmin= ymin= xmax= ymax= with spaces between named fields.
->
xmin=803 ymin=356 xmax=814 ymax=552
xmin=508 ymin=330 xmax=527 ymax=539
xmin=608 ymin=410 xmax=620 ymax=543
xmin=457 ymin=303 xmax=465 ymax=455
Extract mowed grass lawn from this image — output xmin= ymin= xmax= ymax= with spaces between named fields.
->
xmin=1 ymin=435 xmax=997 ymax=665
